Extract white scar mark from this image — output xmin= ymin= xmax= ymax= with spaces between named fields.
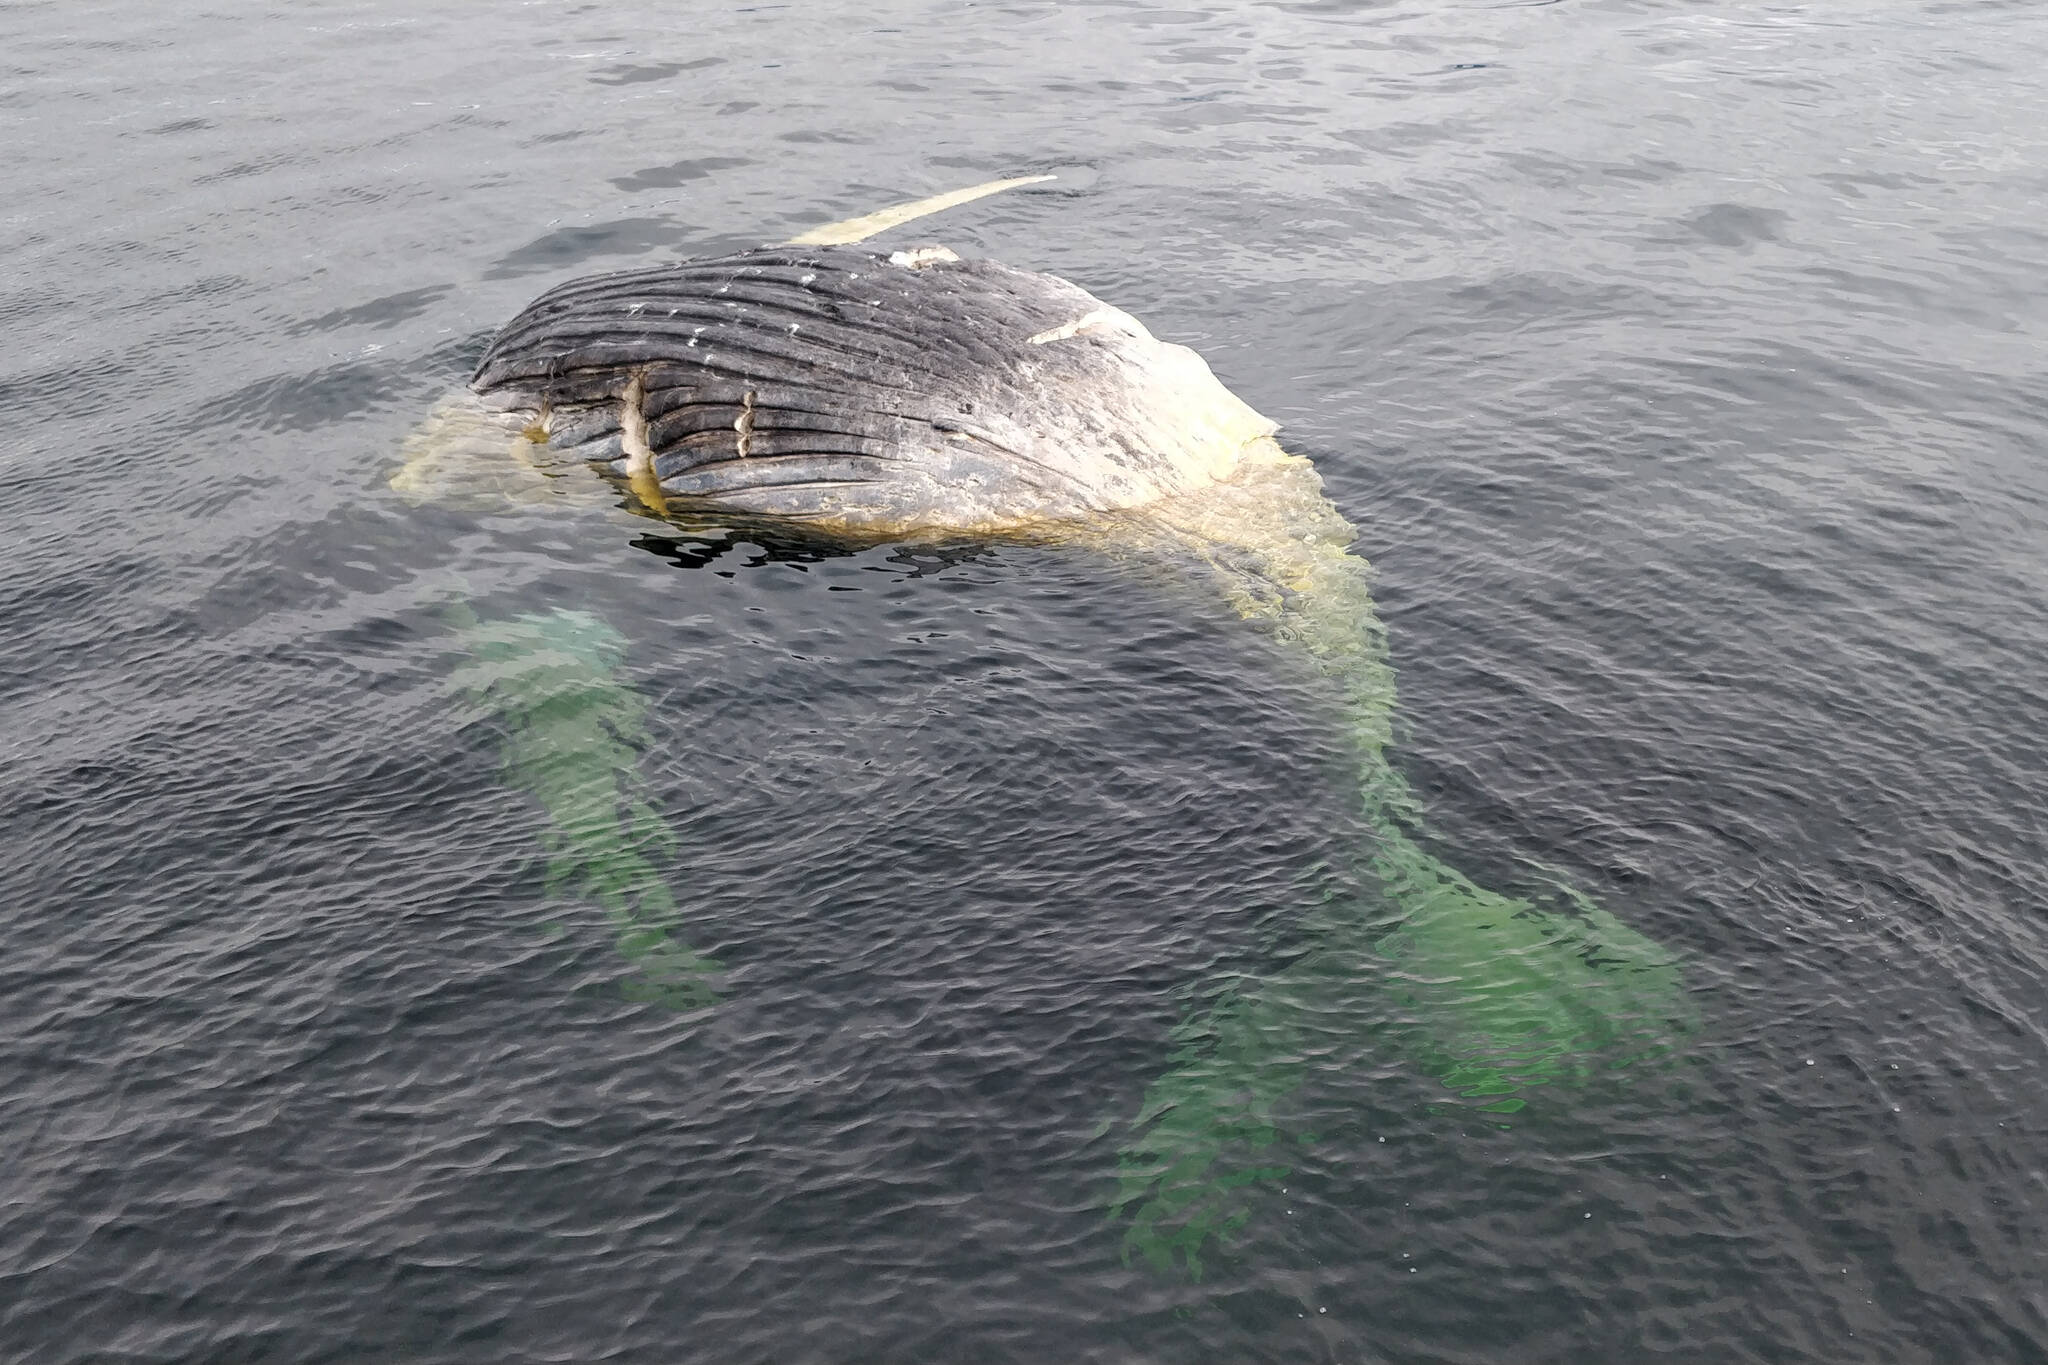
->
xmin=786 ymin=174 xmax=1056 ymax=247
xmin=1027 ymin=308 xmax=1126 ymax=345
xmin=888 ymin=245 xmax=960 ymax=270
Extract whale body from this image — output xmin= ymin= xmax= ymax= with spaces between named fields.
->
xmin=418 ymin=191 xmax=1693 ymax=1277
xmin=467 ymin=243 xmax=1279 ymax=534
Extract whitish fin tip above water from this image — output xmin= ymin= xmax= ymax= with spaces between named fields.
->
xmin=785 ymin=173 xmax=1056 ymax=246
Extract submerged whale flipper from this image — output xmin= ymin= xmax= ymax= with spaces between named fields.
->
xmin=400 ymin=181 xmax=1693 ymax=1280
xmin=445 ymin=601 xmax=721 ymax=1010
xmin=1093 ymin=450 xmax=1692 ymax=1275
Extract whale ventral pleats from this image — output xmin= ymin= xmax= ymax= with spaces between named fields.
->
xmin=469 ymin=243 xmax=1277 ymax=533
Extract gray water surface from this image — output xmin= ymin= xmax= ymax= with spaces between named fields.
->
xmin=5 ymin=1 xmax=2048 ymax=1360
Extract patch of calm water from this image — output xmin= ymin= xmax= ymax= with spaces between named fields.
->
xmin=3 ymin=0 xmax=2046 ymax=1360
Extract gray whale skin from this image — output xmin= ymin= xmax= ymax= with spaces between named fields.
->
xmin=469 ymin=243 xmax=1277 ymax=535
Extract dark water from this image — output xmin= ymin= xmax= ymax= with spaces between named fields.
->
xmin=6 ymin=0 xmax=2048 ymax=1360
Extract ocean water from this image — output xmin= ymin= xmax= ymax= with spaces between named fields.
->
xmin=3 ymin=1 xmax=2046 ymax=1360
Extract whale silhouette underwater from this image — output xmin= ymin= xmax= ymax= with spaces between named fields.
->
xmin=399 ymin=178 xmax=1694 ymax=1275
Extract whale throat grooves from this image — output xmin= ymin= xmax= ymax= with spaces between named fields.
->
xmin=468 ymin=244 xmax=1278 ymax=534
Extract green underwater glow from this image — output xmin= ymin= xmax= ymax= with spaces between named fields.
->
xmin=400 ymin=170 xmax=1689 ymax=1283
xmin=446 ymin=603 xmax=721 ymax=1011
xmin=423 ymin=454 xmax=1689 ymax=1281
xmin=1103 ymin=449 xmax=1693 ymax=1277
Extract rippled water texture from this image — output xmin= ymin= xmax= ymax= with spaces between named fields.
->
xmin=5 ymin=1 xmax=2048 ymax=1360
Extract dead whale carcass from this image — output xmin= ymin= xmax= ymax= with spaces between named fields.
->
xmin=461 ymin=241 xmax=1277 ymax=534
xmin=403 ymin=179 xmax=1693 ymax=1278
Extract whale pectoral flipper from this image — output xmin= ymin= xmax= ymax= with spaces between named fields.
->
xmin=1095 ymin=450 xmax=1693 ymax=1276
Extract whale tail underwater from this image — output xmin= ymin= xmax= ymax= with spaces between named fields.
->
xmin=403 ymin=177 xmax=1693 ymax=1277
